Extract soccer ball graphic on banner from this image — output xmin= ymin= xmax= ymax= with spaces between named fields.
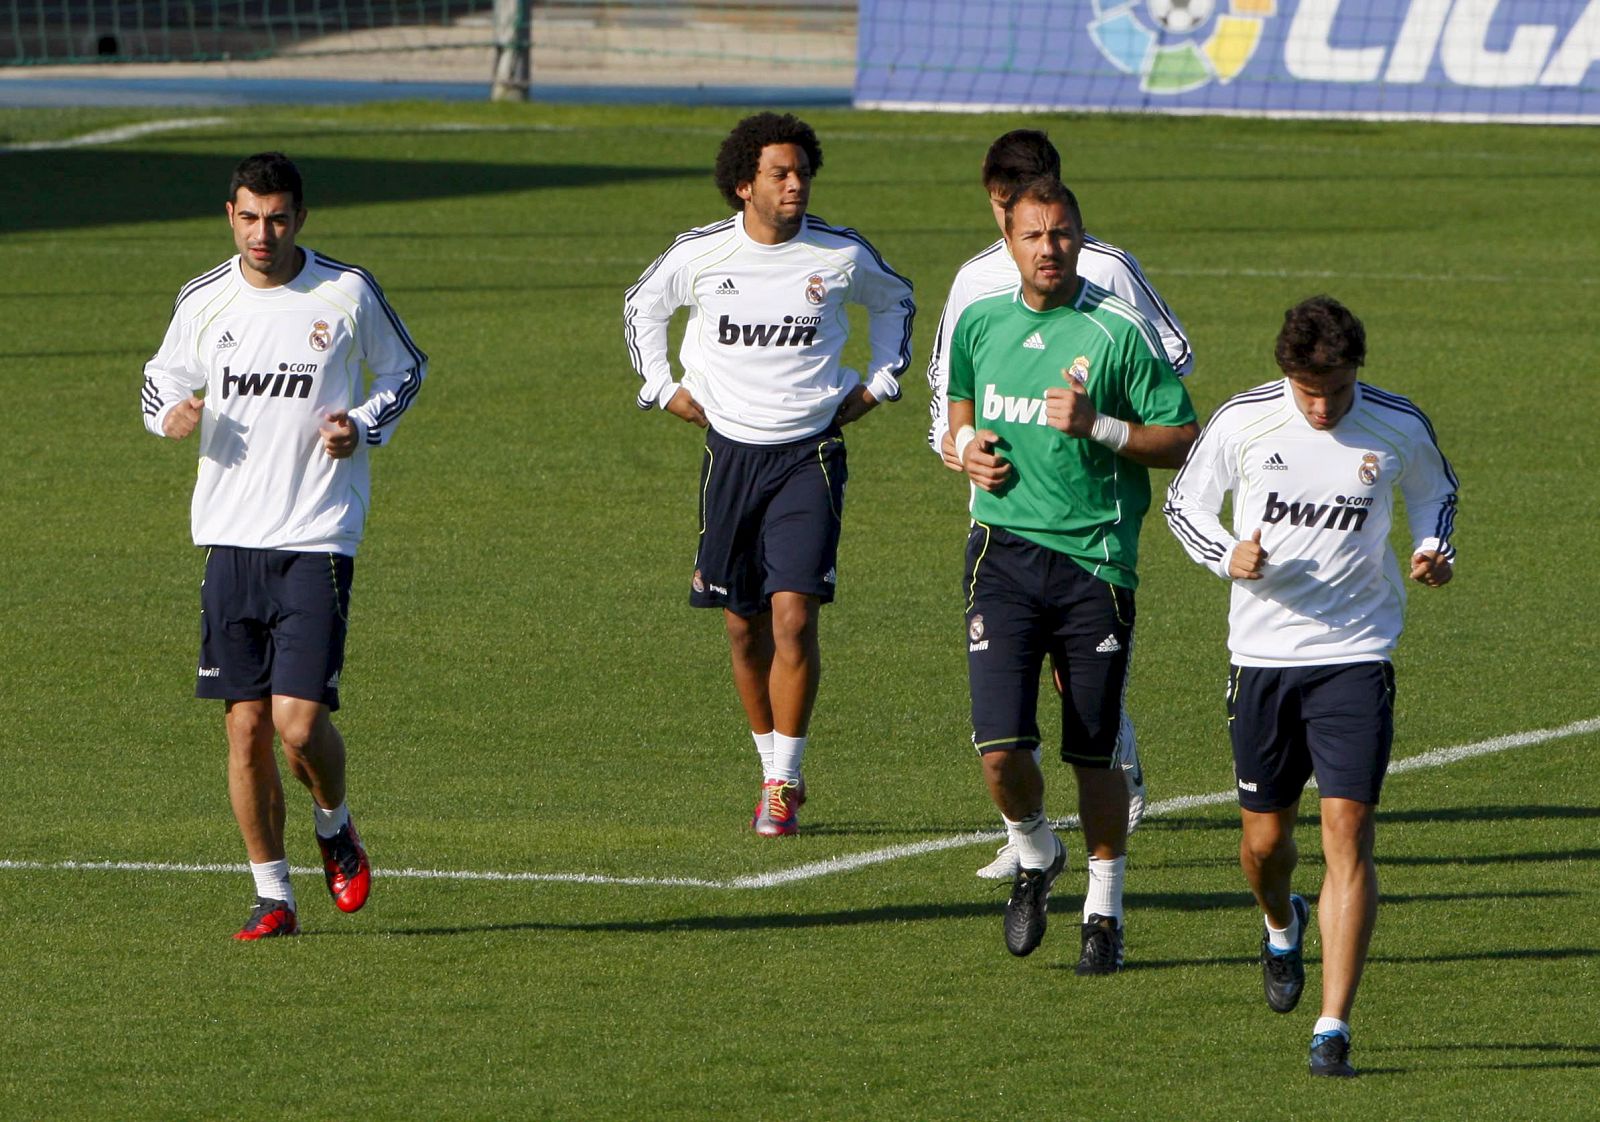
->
xmin=1146 ymin=0 xmax=1214 ymax=33
xmin=1090 ymin=0 xmax=1268 ymax=93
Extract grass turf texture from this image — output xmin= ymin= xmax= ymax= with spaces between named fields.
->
xmin=1 ymin=102 xmax=1596 ymax=1118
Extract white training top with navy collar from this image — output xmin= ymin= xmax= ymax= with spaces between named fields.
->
xmin=1163 ymin=378 xmax=1458 ymax=667
xmin=141 ymin=250 xmax=426 ymax=555
xmin=624 ymin=209 xmax=915 ymax=445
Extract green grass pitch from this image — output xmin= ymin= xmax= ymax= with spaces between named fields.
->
xmin=0 ymin=101 xmax=1596 ymax=1118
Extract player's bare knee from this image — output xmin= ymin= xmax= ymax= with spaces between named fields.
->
xmin=724 ymin=608 xmax=770 ymax=645
xmin=1241 ymin=826 xmax=1296 ymax=869
xmin=769 ymin=599 xmax=818 ymax=650
xmin=1243 ymin=837 xmax=1287 ymax=868
xmin=225 ymin=702 xmax=274 ymax=756
xmin=273 ymin=706 xmax=327 ymax=756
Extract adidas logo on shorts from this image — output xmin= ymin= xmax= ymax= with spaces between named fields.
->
xmin=1095 ymin=633 xmax=1122 ymax=654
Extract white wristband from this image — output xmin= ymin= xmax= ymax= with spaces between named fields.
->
xmin=1089 ymin=414 xmax=1130 ymax=452
xmin=954 ymin=424 xmax=977 ymax=461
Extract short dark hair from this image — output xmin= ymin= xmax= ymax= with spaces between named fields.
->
xmin=228 ymin=152 xmax=304 ymax=211
xmin=982 ymin=130 xmax=1061 ymax=195
xmin=712 ymin=112 xmax=822 ymax=211
xmin=1002 ymin=176 xmax=1082 ymax=235
xmin=1275 ymin=296 xmax=1367 ymax=374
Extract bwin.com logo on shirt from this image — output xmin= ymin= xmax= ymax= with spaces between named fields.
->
xmin=717 ymin=314 xmax=820 ymax=348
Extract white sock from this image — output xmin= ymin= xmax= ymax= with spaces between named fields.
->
xmin=771 ymin=732 xmax=805 ymax=784
xmin=1266 ymin=908 xmax=1300 ymax=951
xmin=1313 ymin=1017 xmax=1350 ymax=1039
xmin=249 ymin=859 xmax=294 ymax=907
xmin=1083 ymin=855 xmax=1126 ymax=924
xmin=313 ymin=801 xmax=351 ymax=840
xmin=752 ymin=730 xmax=776 ymax=779
xmin=1002 ymin=810 xmax=1058 ymax=870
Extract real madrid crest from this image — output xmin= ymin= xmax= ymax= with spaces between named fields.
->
xmin=805 ymin=274 xmax=826 ymax=306
xmin=968 ymin=614 xmax=985 ymax=642
xmin=1358 ymin=452 xmax=1380 ymax=486
xmin=309 ymin=319 xmax=332 ymax=352
xmin=1068 ymin=355 xmax=1091 ymax=387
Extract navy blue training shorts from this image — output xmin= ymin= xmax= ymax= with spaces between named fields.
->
xmin=197 ymin=546 xmax=354 ymax=710
xmin=964 ymin=524 xmax=1134 ymax=767
xmin=691 ymin=426 xmax=847 ymax=618
xmin=1227 ymin=661 xmax=1395 ymax=811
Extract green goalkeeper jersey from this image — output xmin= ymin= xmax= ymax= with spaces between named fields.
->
xmin=949 ymin=280 xmax=1196 ymax=589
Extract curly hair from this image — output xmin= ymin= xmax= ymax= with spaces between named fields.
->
xmin=228 ymin=151 xmax=304 ymax=211
xmin=1275 ymin=296 xmax=1367 ymax=374
xmin=1002 ymin=175 xmax=1082 ymax=234
xmin=981 ymin=129 xmax=1061 ymax=196
xmin=712 ymin=113 xmax=823 ymax=211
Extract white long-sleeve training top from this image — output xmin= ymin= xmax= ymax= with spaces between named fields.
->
xmin=141 ymin=250 xmax=426 ymax=555
xmin=624 ymin=210 xmax=915 ymax=444
xmin=1164 ymin=379 xmax=1458 ymax=667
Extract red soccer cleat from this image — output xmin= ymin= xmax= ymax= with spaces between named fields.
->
xmin=234 ymin=897 xmax=300 ymax=941
xmin=751 ymin=779 xmax=801 ymax=837
xmin=316 ymin=818 xmax=371 ymax=913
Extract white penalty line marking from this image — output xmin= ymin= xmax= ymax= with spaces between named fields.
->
xmin=0 ymin=117 xmax=228 ymax=153
xmin=4 ymin=717 xmax=1594 ymax=891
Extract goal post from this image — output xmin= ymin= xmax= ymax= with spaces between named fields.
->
xmin=491 ymin=0 xmax=530 ymax=102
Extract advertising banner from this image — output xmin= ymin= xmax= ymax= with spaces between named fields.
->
xmin=856 ymin=1 xmax=1600 ymax=123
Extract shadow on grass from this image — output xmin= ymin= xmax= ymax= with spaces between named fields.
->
xmin=306 ymin=888 xmax=1584 ymax=943
xmin=1050 ymin=941 xmax=1596 ymax=977
xmin=1383 ymin=1041 xmax=1600 ymax=1072
xmin=1369 ymin=945 xmax=1598 ymax=965
xmin=0 ymin=347 xmax=145 ymax=359
xmin=1149 ymin=804 xmax=1600 ymax=835
xmin=1377 ymin=804 xmax=1600 ymax=825
xmin=0 ymin=281 xmax=623 ymax=303
xmin=313 ymin=899 xmax=998 ymax=938
xmin=1383 ymin=848 xmax=1600 ymax=866
xmin=0 ymin=149 xmax=705 ymax=235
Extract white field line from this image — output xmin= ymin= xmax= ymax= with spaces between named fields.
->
xmin=0 ymin=117 xmax=228 ymax=153
xmin=3 ymin=717 xmax=1594 ymax=891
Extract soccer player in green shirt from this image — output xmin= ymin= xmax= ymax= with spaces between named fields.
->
xmin=948 ymin=177 xmax=1197 ymax=971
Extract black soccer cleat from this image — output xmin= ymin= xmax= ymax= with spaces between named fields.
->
xmin=1261 ymin=893 xmax=1310 ymax=1013
xmin=1309 ymin=1030 xmax=1357 ymax=1078
xmin=1003 ymin=835 xmax=1066 ymax=957
xmin=1075 ymin=913 xmax=1126 ymax=975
